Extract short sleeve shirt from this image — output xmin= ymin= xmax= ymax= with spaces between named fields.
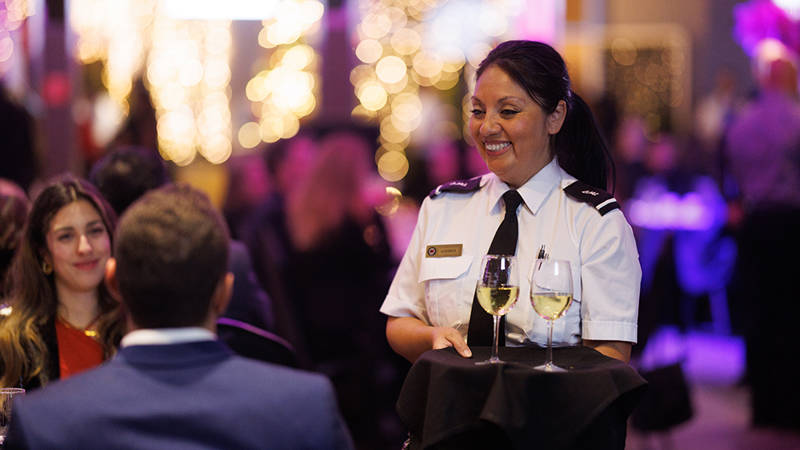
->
xmin=380 ymin=159 xmax=641 ymax=346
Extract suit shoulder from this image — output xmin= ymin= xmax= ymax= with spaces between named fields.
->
xmin=428 ymin=175 xmax=485 ymax=199
xmin=229 ymin=356 xmax=330 ymax=385
xmin=563 ymin=180 xmax=620 ymax=216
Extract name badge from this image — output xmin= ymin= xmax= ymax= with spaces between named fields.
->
xmin=426 ymin=244 xmax=462 ymax=258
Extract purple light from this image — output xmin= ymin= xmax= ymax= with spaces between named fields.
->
xmin=733 ymin=0 xmax=800 ymax=56
xmin=628 ymin=191 xmax=716 ymax=230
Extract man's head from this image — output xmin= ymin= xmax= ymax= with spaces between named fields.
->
xmin=89 ymin=146 xmax=169 ymax=216
xmin=107 ymin=183 xmax=232 ymax=329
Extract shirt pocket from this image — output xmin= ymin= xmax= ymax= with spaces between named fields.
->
xmin=419 ymin=255 xmax=474 ymax=332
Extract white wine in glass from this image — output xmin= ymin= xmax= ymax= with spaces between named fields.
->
xmin=475 ymin=254 xmax=519 ymax=365
xmin=531 ymin=259 xmax=573 ymax=372
xmin=476 ymin=286 xmax=519 ymax=316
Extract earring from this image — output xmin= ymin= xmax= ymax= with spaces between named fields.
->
xmin=42 ymin=261 xmax=53 ymax=275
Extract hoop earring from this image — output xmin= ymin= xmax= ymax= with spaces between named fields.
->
xmin=42 ymin=261 xmax=53 ymax=275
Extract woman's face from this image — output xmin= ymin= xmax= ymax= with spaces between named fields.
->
xmin=468 ymin=65 xmax=565 ymax=188
xmin=44 ymin=199 xmax=111 ymax=296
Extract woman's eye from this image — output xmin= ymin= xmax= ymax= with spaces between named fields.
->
xmin=501 ymin=109 xmax=519 ymax=116
xmin=470 ymin=109 xmax=485 ymax=117
xmin=89 ymin=227 xmax=106 ymax=236
xmin=57 ymin=233 xmax=73 ymax=242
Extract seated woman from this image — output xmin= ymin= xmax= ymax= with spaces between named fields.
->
xmin=381 ymin=40 xmax=641 ymax=363
xmin=0 ymin=176 xmax=124 ymax=390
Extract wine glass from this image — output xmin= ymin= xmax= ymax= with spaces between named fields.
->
xmin=0 ymin=388 xmax=25 ymax=444
xmin=530 ymin=259 xmax=573 ymax=372
xmin=475 ymin=254 xmax=519 ymax=365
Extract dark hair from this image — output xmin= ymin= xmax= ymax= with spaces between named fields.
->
xmin=89 ymin=146 xmax=169 ymax=215
xmin=114 ymin=183 xmax=230 ymax=328
xmin=0 ymin=190 xmax=29 ymax=294
xmin=476 ymin=40 xmax=615 ymax=191
xmin=1 ymin=175 xmax=123 ymax=388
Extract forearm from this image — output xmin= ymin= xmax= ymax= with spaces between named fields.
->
xmin=582 ymin=340 xmax=632 ymax=363
xmin=386 ymin=316 xmax=437 ymax=363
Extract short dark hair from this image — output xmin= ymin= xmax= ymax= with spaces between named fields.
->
xmin=477 ymin=40 xmax=615 ymax=191
xmin=114 ymin=184 xmax=230 ymax=328
xmin=89 ymin=146 xmax=169 ymax=215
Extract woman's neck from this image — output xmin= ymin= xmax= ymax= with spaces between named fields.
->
xmin=55 ymin=285 xmax=101 ymax=329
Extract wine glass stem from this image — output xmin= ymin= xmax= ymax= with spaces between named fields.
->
xmin=546 ymin=319 xmax=554 ymax=369
xmin=491 ymin=315 xmax=500 ymax=362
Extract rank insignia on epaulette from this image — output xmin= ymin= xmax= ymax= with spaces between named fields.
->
xmin=429 ymin=175 xmax=483 ymax=199
xmin=563 ymin=180 xmax=619 ymax=215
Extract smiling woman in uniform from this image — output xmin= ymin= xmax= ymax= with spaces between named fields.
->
xmin=0 ymin=176 xmax=124 ymax=390
xmin=380 ymin=40 xmax=641 ymax=363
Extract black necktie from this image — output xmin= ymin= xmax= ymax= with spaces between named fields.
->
xmin=467 ymin=190 xmax=524 ymax=347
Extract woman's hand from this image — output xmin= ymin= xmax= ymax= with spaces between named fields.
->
xmin=430 ymin=326 xmax=472 ymax=357
xmin=386 ymin=317 xmax=472 ymax=362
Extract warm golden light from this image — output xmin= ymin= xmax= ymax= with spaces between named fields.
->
xmin=377 ymin=150 xmax=410 ymax=182
xmin=356 ymin=39 xmax=383 ymax=64
xmin=390 ymin=28 xmax=421 ymax=55
xmin=361 ymin=12 xmax=392 ymax=39
xmin=247 ymin=2 xmax=323 ymax=147
xmin=358 ymin=81 xmax=389 ymax=111
xmin=238 ymin=122 xmax=262 ymax=149
xmin=412 ymin=51 xmax=443 ymax=78
xmin=376 ymin=55 xmax=407 ymax=84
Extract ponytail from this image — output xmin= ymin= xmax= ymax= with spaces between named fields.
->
xmin=554 ymin=91 xmax=616 ymax=192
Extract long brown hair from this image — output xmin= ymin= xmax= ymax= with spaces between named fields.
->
xmin=0 ymin=175 xmax=124 ymax=388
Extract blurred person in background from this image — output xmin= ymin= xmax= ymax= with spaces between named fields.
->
xmin=282 ymin=130 xmax=405 ymax=449
xmin=239 ymin=134 xmax=317 ymax=366
xmin=0 ymin=176 xmax=124 ymax=390
xmin=724 ymin=39 xmax=800 ymax=431
xmin=222 ymin=153 xmax=271 ymax=241
xmin=694 ymin=67 xmax=742 ymax=186
xmin=0 ymin=82 xmax=37 ymax=191
xmin=0 ymin=180 xmax=30 ymax=295
xmin=89 ymin=146 xmax=282 ymax=359
xmin=613 ymin=116 xmax=650 ymax=203
xmin=627 ymin=133 xmax=735 ymax=352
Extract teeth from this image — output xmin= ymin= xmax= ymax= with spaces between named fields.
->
xmin=485 ymin=142 xmax=510 ymax=151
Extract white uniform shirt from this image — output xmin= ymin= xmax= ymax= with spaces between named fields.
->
xmin=380 ymin=159 xmax=641 ymax=346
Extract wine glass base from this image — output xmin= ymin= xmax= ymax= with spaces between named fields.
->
xmin=475 ymin=357 xmax=503 ymax=365
xmin=533 ymin=363 xmax=566 ymax=372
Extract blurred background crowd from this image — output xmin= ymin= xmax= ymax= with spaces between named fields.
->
xmin=3 ymin=0 xmax=800 ymax=448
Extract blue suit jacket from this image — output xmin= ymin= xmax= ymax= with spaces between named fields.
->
xmin=4 ymin=341 xmax=353 ymax=450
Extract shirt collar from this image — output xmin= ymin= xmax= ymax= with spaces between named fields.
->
xmin=486 ymin=158 xmax=564 ymax=216
xmin=121 ymin=327 xmax=216 ymax=347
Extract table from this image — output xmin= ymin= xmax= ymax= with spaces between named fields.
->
xmin=397 ymin=346 xmax=647 ymax=450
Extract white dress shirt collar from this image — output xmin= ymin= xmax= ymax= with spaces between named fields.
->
xmin=121 ymin=327 xmax=216 ymax=347
xmin=486 ymin=157 xmax=565 ymax=216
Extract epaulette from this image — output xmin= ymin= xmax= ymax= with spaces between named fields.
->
xmin=563 ymin=180 xmax=619 ymax=216
xmin=429 ymin=175 xmax=484 ymax=199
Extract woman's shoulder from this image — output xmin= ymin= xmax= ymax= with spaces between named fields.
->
xmin=427 ymin=174 xmax=490 ymax=200
xmin=562 ymin=180 xmax=620 ymax=217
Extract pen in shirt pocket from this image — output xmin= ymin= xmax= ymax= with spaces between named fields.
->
xmin=537 ymin=244 xmax=549 ymax=260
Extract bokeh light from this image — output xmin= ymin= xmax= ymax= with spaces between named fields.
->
xmin=352 ymin=0 xmax=525 ymax=183
xmin=248 ymin=0 xmax=323 ymax=146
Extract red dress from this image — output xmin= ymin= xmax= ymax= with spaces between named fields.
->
xmin=55 ymin=317 xmax=103 ymax=379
